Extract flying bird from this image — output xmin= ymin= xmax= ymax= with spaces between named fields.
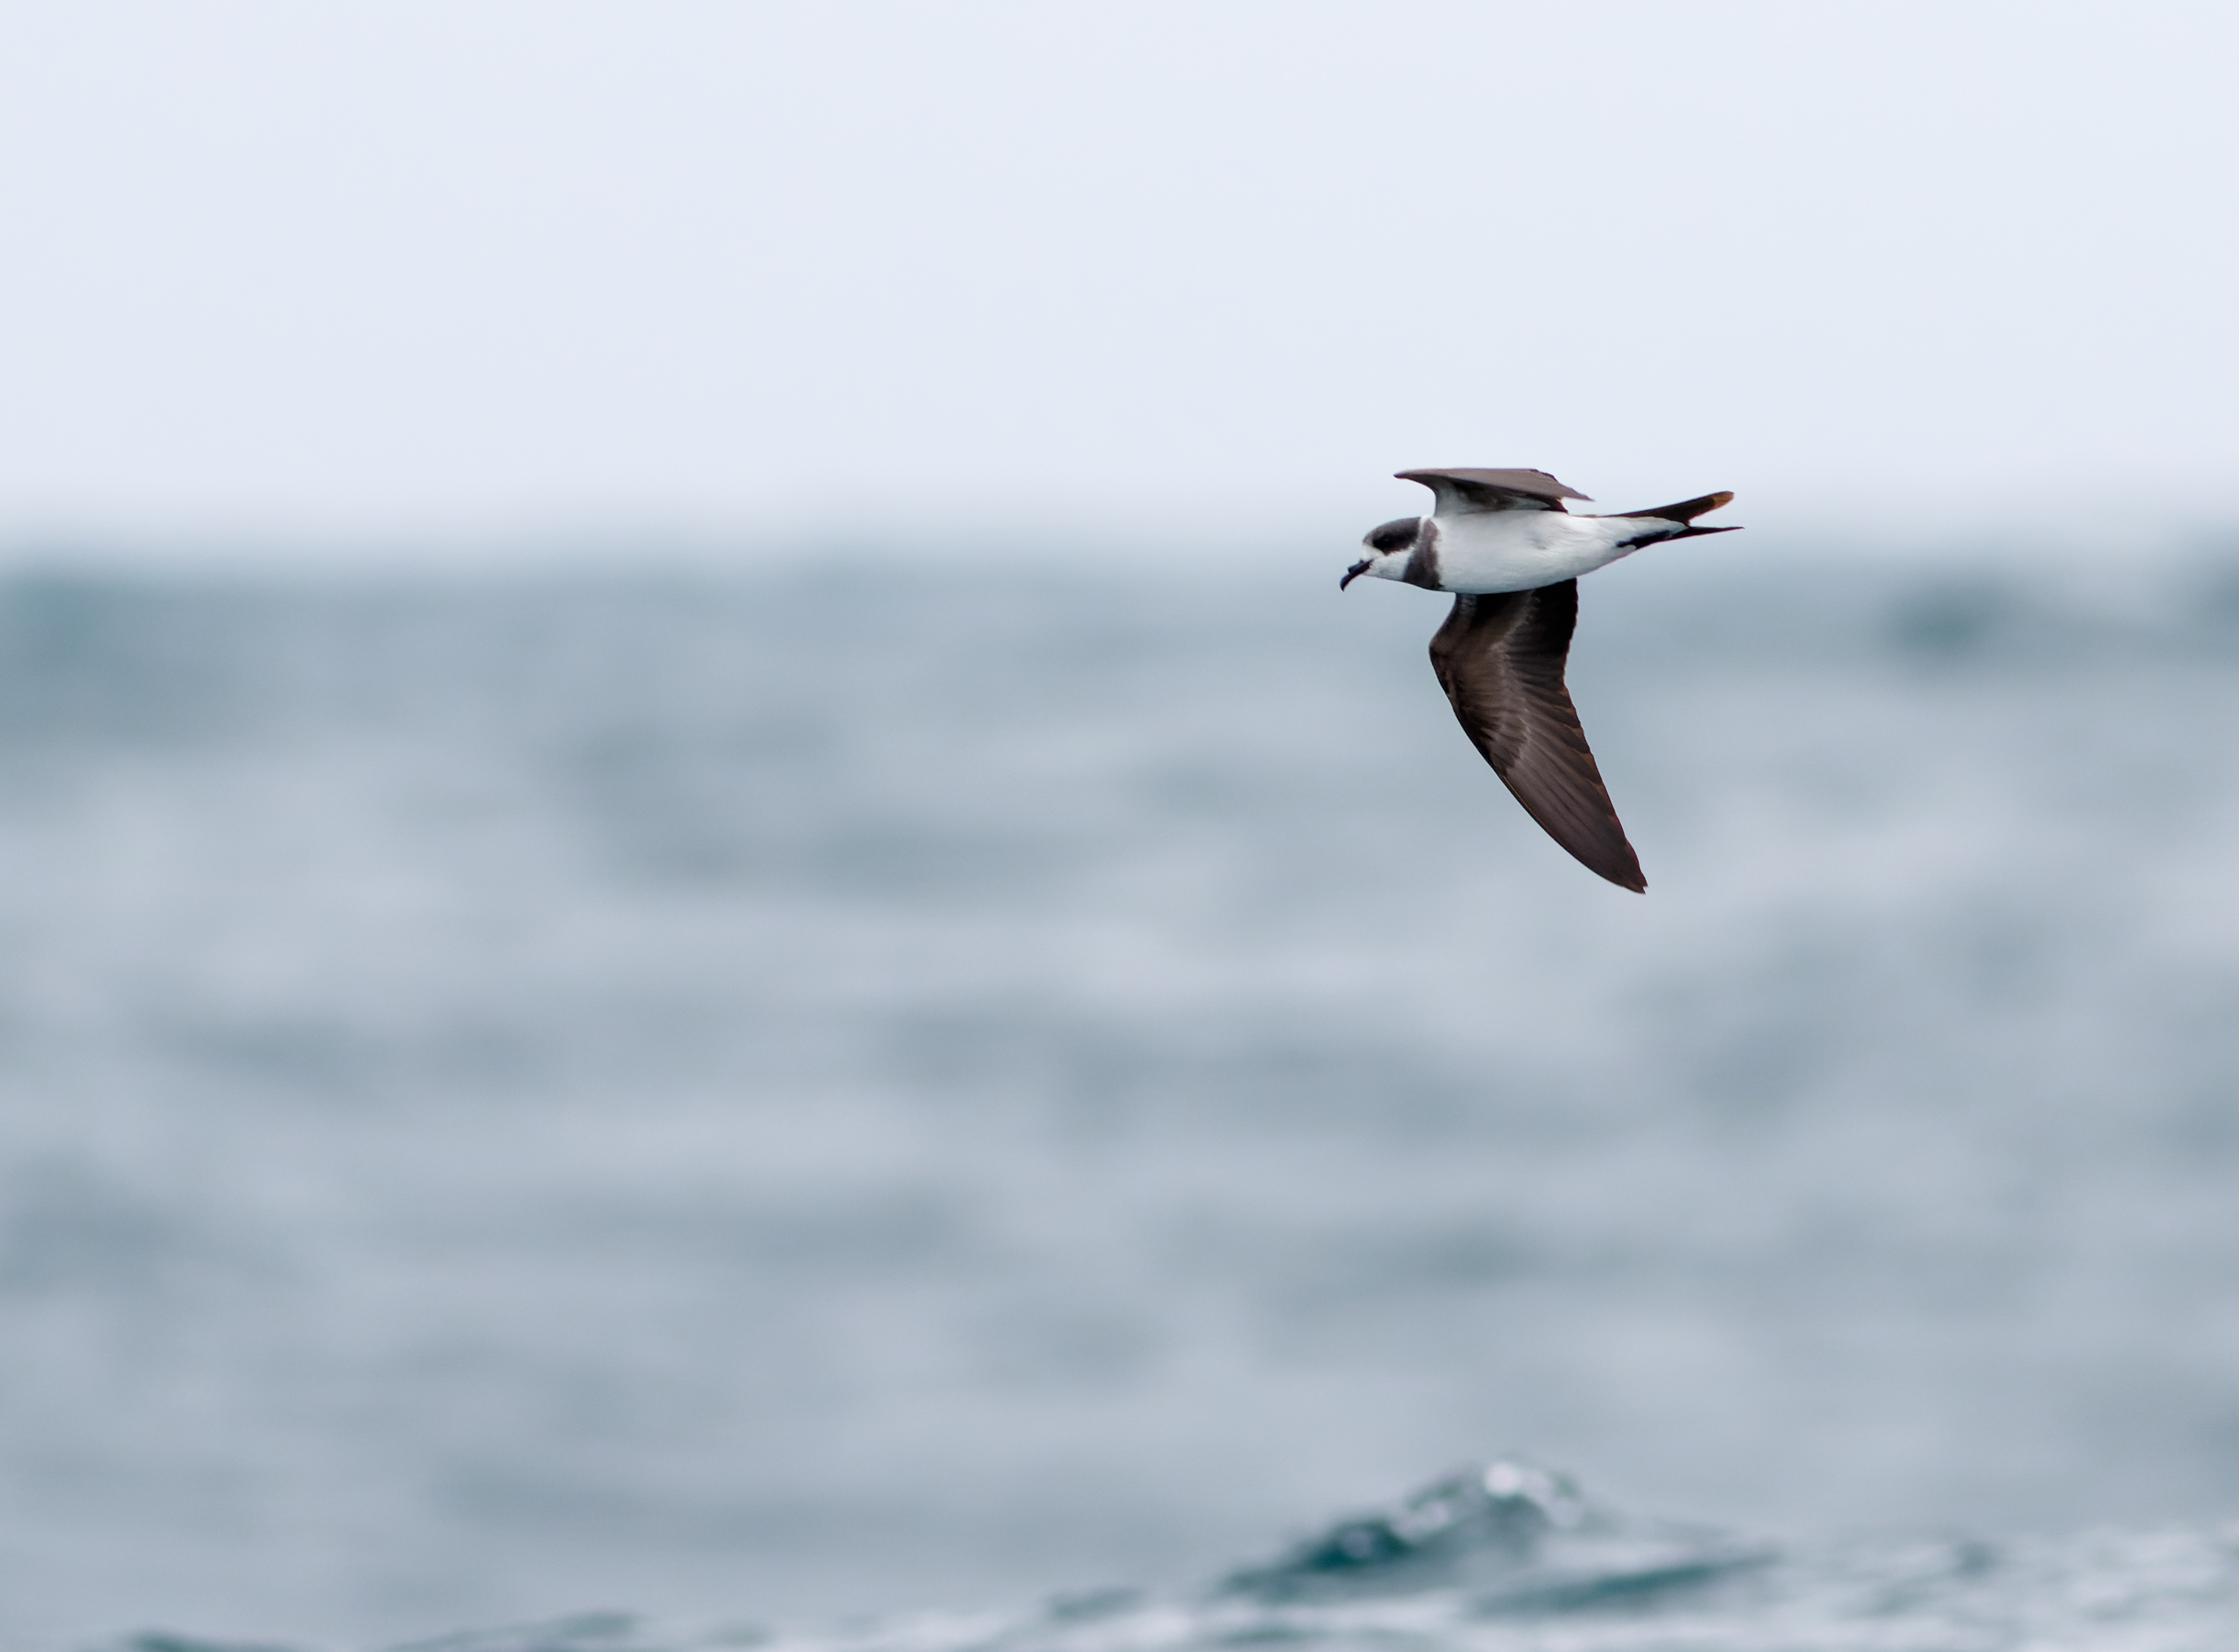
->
xmin=1343 ymin=468 xmax=1739 ymax=892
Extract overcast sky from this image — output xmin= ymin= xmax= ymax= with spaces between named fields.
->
xmin=1 ymin=1 xmax=2233 ymax=558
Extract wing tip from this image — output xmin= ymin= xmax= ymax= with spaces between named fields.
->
xmin=1523 ymin=805 xmax=1648 ymax=892
xmin=1574 ymin=839 xmax=1647 ymax=892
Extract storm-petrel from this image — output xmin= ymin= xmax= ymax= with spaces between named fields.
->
xmin=1342 ymin=468 xmax=1739 ymax=892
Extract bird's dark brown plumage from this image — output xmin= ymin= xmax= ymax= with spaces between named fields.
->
xmin=1426 ymin=580 xmax=1645 ymax=892
xmin=1394 ymin=468 xmax=1592 ymax=515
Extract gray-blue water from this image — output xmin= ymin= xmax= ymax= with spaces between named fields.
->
xmin=4 ymin=542 xmax=2239 ymax=1650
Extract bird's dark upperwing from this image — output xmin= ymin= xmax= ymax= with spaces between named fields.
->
xmin=1396 ymin=468 xmax=1591 ymax=516
xmin=1427 ymin=581 xmax=1645 ymax=892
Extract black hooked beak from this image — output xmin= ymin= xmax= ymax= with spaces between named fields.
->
xmin=1340 ymin=557 xmax=1373 ymax=590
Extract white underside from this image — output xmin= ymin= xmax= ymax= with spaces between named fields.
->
xmin=1421 ymin=510 xmax=1671 ymax=594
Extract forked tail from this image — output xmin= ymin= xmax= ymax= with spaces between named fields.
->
xmin=1614 ymin=490 xmax=1734 ymax=524
xmin=1610 ymin=490 xmax=1739 ymax=541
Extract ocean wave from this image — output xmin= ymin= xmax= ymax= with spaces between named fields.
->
xmin=93 ymin=1462 xmax=2239 ymax=1652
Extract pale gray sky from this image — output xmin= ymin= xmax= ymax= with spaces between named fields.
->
xmin=1 ymin=1 xmax=2233 ymax=557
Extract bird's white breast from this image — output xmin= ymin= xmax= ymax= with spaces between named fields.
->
xmin=1430 ymin=511 xmax=1648 ymax=594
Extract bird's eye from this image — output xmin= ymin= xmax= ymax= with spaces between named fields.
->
xmin=1369 ymin=521 xmax=1417 ymax=554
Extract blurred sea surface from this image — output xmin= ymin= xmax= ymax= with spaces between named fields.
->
xmin=3 ymin=540 xmax=2239 ymax=1649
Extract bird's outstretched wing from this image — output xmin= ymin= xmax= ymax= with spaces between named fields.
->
xmin=1397 ymin=468 xmax=1591 ymax=516
xmin=1427 ymin=581 xmax=1645 ymax=892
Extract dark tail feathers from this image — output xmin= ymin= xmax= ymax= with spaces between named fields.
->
xmin=1613 ymin=490 xmax=1735 ymax=524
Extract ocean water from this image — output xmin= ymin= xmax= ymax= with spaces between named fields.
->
xmin=2 ymin=542 xmax=2238 ymax=1650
